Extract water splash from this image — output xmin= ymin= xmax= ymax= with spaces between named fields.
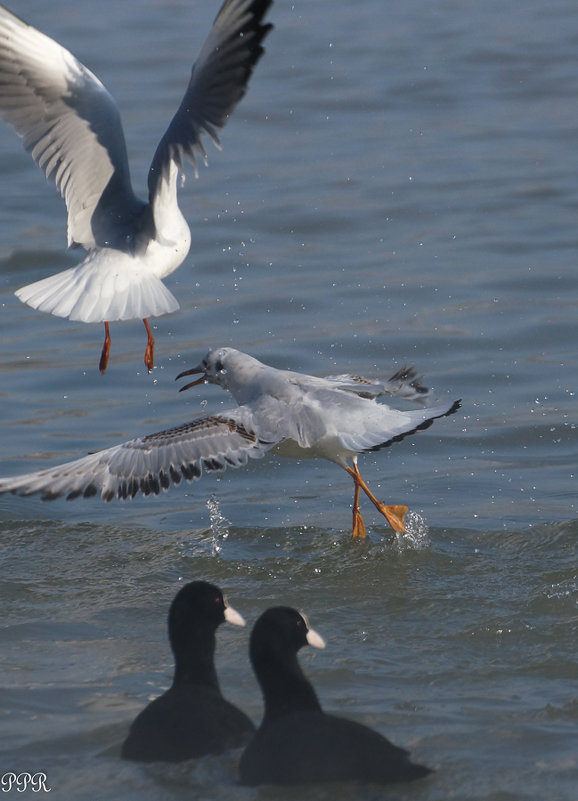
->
xmin=206 ymin=495 xmax=230 ymax=556
xmin=393 ymin=510 xmax=431 ymax=550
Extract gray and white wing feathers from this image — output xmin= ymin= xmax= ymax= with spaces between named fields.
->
xmin=323 ymin=366 xmax=430 ymax=402
xmin=336 ymin=399 xmax=462 ymax=454
xmin=0 ymin=408 xmax=277 ymax=502
xmin=148 ymin=0 xmax=272 ymax=193
xmin=0 ymin=6 xmax=136 ymax=249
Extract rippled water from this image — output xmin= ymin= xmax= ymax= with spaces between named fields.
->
xmin=0 ymin=0 xmax=576 ymax=799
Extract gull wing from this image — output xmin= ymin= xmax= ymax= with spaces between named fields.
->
xmin=323 ymin=366 xmax=431 ymax=402
xmin=337 ymin=399 xmax=462 ymax=454
xmin=0 ymin=408 xmax=277 ymax=502
xmin=0 ymin=6 xmax=140 ymax=249
xmin=148 ymin=0 xmax=273 ymax=194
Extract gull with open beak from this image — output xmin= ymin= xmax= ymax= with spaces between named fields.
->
xmin=0 ymin=347 xmax=460 ymax=538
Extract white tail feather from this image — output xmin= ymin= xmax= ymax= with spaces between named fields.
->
xmin=15 ymin=251 xmax=180 ymax=323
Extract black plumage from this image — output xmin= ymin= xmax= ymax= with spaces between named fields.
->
xmin=122 ymin=581 xmax=254 ymax=763
xmin=240 ymin=607 xmax=432 ymax=786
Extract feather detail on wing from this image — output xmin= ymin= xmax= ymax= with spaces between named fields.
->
xmin=323 ymin=366 xmax=430 ymax=402
xmin=148 ymin=0 xmax=273 ymax=194
xmin=337 ymin=399 xmax=462 ymax=453
xmin=0 ymin=409 xmax=277 ymax=502
xmin=0 ymin=6 xmax=139 ymax=249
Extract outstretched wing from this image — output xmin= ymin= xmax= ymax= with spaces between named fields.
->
xmin=0 ymin=6 xmax=139 ymax=249
xmin=323 ymin=366 xmax=430 ymax=402
xmin=337 ymin=399 xmax=462 ymax=454
xmin=148 ymin=0 xmax=273 ymax=194
xmin=0 ymin=408 xmax=278 ymax=502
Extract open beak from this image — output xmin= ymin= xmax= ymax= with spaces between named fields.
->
xmin=175 ymin=364 xmax=207 ymax=392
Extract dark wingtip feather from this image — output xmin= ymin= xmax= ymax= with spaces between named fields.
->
xmin=447 ymin=398 xmax=462 ymax=416
xmin=368 ymin=398 xmax=462 ymax=453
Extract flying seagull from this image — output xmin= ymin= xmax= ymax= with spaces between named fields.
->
xmin=0 ymin=347 xmax=460 ymax=538
xmin=0 ymin=1 xmax=273 ymax=372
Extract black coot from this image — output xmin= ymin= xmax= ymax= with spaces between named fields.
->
xmin=122 ymin=580 xmax=255 ymax=762
xmin=240 ymin=606 xmax=432 ymax=786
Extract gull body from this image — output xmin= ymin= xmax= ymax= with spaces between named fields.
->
xmin=0 ymin=347 xmax=460 ymax=537
xmin=0 ymin=1 xmax=272 ymax=371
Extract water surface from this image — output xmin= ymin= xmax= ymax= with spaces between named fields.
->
xmin=0 ymin=1 xmax=576 ymax=799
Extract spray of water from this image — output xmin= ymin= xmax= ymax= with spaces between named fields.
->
xmin=206 ymin=495 xmax=230 ymax=556
xmin=393 ymin=510 xmax=431 ymax=551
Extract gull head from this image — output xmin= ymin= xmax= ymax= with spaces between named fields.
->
xmin=176 ymin=348 xmax=268 ymax=402
xmin=176 ymin=347 xmax=238 ymax=391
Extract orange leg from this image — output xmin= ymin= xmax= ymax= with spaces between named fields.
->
xmin=143 ymin=318 xmax=155 ymax=372
xmin=99 ymin=321 xmax=111 ymax=374
xmin=345 ymin=462 xmax=408 ymax=535
xmin=351 ymin=476 xmax=367 ymax=539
